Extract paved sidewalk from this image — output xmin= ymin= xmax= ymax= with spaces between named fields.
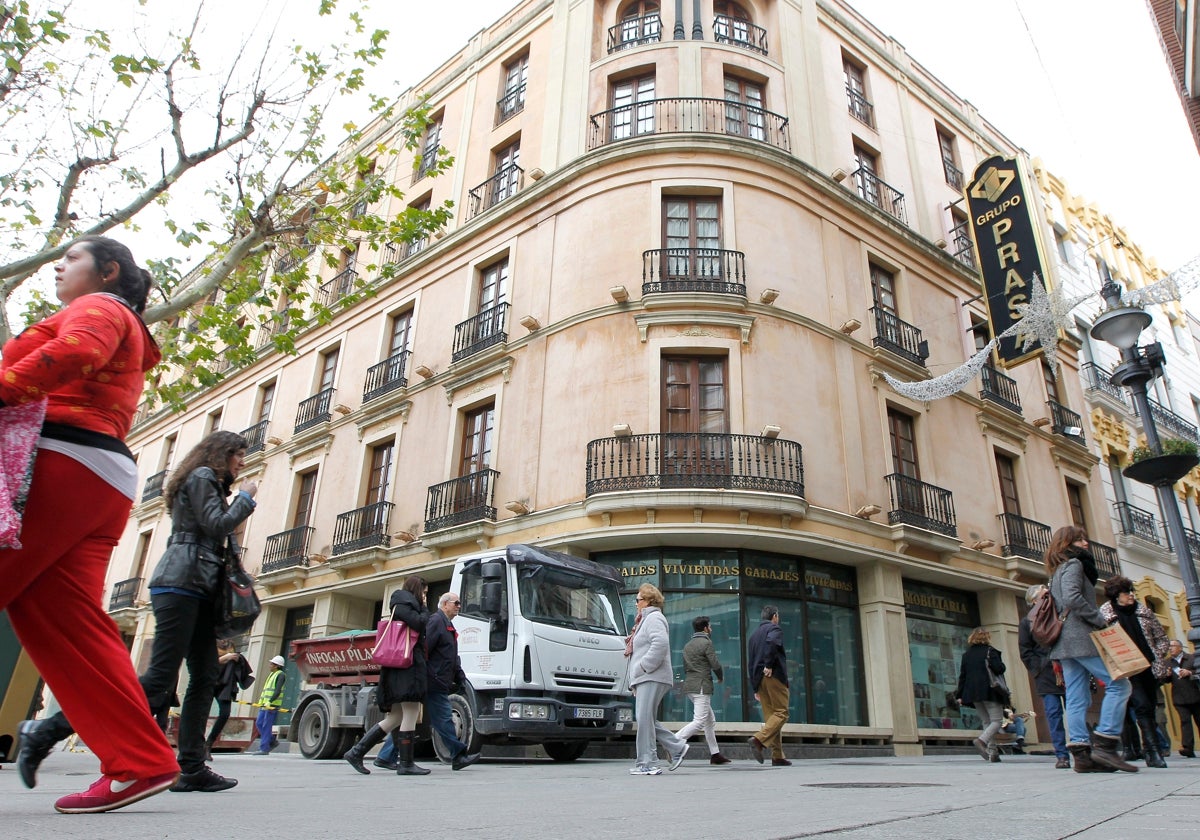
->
xmin=3 ymin=746 xmax=1198 ymax=839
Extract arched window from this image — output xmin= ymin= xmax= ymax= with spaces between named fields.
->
xmin=714 ymin=2 xmax=766 ymax=54
xmin=611 ymin=1 xmax=661 ymax=52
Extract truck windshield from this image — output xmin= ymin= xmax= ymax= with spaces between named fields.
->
xmin=517 ymin=565 xmax=626 ymax=636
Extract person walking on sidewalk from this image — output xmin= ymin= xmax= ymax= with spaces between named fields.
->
xmin=1019 ymin=584 xmax=1070 ymax=768
xmin=747 ymin=605 xmax=791 ymax=766
xmin=627 ymin=583 xmax=688 ymax=775
xmin=425 ymin=591 xmax=480 ymax=771
xmin=255 ymin=656 xmax=287 ymax=754
xmin=675 ymin=615 xmax=730 ymax=765
xmin=956 ymin=627 xmax=1008 ymax=763
xmin=1045 ymin=526 xmax=1136 ymax=773
xmin=1167 ymin=639 xmax=1200 ymax=758
xmin=205 ymin=639 xmax=254 ymax=758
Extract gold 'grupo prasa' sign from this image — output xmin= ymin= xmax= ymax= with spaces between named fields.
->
xmin=965 ymin=154 xmax=1052 ymax=366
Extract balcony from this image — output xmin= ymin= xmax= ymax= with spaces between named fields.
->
xmin=332 ymin=501 xmax=394 ymax=555
xmin=642 ymin=248 xmax=747 ymax=296
xmin=586 ymin=433 xmax=804 ymax=497
xmin=318 ymin=266 xmax=357 ymax=307
xmin=294 ymin=387 xmax=334 ymax=434
xmin=851 ymin=168 xmax=907 ymax=224
xmin=606 ymin=13 xmax=661 ymax=53
xmin=846 ymin=86 xmax=875 ymax=128
xmin=452 ymin=302 xmax=510 ymax=363
xmin=108 ymin=577 xmax=142 ymax=611
xmin=261 ymin=525 xmax=314 ymax=573
xmin=942 ymin=158 xmax=963 ymax=191
xmin=1047 ymin=400 xmax=1086 ymax=442
xmin=870 ymin=307 xmax=929 ymax=367
xmin=1114 ymin=501 xmax=1161 ymax=544
xmin=1081 ymin=362 xmax=1128 ymax=406
xmin=980 ymin=365 xmax=1022 ymax=414
xmin=350 ymin=198 xmax=367 ymax=219
xmin=1090 ymin=541 xmax=1120 ymax=580
xmin=142 ymin=469 xmax=168 ymax=503
xmin=949 ymin=221 xmax=976 ymax=270
xmin=997 ymin=512 xmax=1052 ymax=561
xmin=363 ymin=350 xmax=410 ymax=403
xmin=713 ymin=15 xmax=768 ymax=55
xmin=275 ymin=243 xmax=315 ymax=274
xmin=425 ymin=469 xmax=500 ymax=533
xmin=587 ymin=97 xmax=790 ymax=152
xmin=241 ymin=419 xmax=270 ymax=455
xmin=885 ymin=473 xmax=957 ymax=537
xmin=468 ymin=164 xmax=524 ymax=219
xmin=1140 ymin=398 xmax=1200 ymax=444
xmin=496 ymin=83 xmax=526 ymax=125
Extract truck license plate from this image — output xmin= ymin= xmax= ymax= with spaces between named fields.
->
xmin=573 ymin=707 xmax=604 ymax=719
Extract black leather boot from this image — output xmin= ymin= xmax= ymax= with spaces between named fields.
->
xmin=396 ymin=730 xmax=430 ymax=776
xmin=1138 ymin=719 xmax=1167 ymax=768
xmin=1067 ymin=742 xmax=1114 ymax=773
xmin=373 ymin=729 xmax=401 ymax=771
xmin=343 ymin=724 xmax=387 ymax=775
xmin=1090 ymin=732 xmax=1139 ymax=772
xmin=17 ymin=713 xmax=76 ymax=789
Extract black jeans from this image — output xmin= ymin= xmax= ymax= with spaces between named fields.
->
xmin=207 ymin=698 xmax=232 ymax=745
xmin=141 ymin=591 xmax=218 ymax=774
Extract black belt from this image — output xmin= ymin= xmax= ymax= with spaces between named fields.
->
xmin=168 ymin=534 xmax=224 ymax=553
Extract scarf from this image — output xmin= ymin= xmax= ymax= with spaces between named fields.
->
xmin=1066 ymin=546 xmax=1099 ymax=585
xmin=1113 ymin=600 xmax=1153 ymax=660
xmin=624 ymin=611 xmax=642 ymax=657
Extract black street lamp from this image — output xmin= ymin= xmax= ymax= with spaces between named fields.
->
xmin=1091 ymin=279 xmax=1200 ymax=645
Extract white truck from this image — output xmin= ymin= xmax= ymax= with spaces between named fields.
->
xmin=289 ymin=544 xmax=634 ymax=762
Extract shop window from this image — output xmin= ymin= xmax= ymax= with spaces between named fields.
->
xmin=904 ymin=580 xmax=981 ymax=731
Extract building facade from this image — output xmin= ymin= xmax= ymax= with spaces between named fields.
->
xmin=100 ymin=0 xmax=1191 ymax=754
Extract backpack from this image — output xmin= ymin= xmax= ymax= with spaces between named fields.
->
xmin=1029 ymin=587 xmax=1067 ymax=647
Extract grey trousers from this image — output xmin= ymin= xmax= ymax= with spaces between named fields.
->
xmin=633 ymin=680 xmax=686 ymax=768
xmin=976 ymin=699 xmax=1005 ymax=749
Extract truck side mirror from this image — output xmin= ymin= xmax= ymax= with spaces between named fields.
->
xmin=481 ymin=579 xmax=502 ymax=618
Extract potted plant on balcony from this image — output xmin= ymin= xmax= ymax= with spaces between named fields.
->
xmin=1123 ymin=438 xmax=1200 ymax=487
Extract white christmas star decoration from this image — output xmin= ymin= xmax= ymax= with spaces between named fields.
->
xmin=1009 ymin=273 xmax=1092 ymax=375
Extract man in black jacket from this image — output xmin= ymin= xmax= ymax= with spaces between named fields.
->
xmin=1168 ymin=640 xmax=1200 ymax=758
xmin=746 ymin=605 xmax=790 ymax=766
xmin=1019 ymin=584 xmax=1070 ymax=769
xmin=426 ymin=592 xmax=479 ymax=771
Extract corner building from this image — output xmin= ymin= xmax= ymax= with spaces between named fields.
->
xmin=108 ymin=0 xmax=1143 ymax=756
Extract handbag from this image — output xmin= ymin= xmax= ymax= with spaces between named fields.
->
xmin=371 ymin=610 xmax=419 ymax=668
xmin=986 ymin=649 xmax=1011 ymax=703
xmin=1029 ymin=588 xmax=1067 ymax=647
xmin=0 ymin=399 xmax=48 ymax=550
xmin=215 ymin=539 xmax=262 ymax=636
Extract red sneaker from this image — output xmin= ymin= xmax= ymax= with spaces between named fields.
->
xmin=54 ymin=771 xmax=179 ymax=814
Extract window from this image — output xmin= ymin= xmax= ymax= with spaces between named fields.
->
xmin=414 ymin=115 xmax=442 ymax=182
xmin=1066 ymin=481 xmax=1087 ymax=529
xmin=723 ymin=75 xmax=765 ymax=141
xmin=404 ymin=196 xmax=431 ymax=258
xmin=662 ymin=356 xmax=728 ymax=434
xmin=844 ymin=57 xmax=873 ymax=127
xmin=714 ymin=2 xmax=753 ymax=47
xmin=663 ymin=198 xmax=721 ymax=279
xmin=493 ymin=139 xmax=522 ymax=203
xmin=132 ymin=532 xmax=154 ymax=583
xmin=949 ymin=206 xmax=974 ymax=268
xmin=478 ymin=258 xmax=509 ymax=315
xmin=995 ymin=452 xmax=1021 ymax=515
xmin=1053 ymin=228 xmax=1071 ymax=264
xmin=497 ymin=53 xmax=528 ymax=124
xmin=207 ymin=408 xmax=222 ymax=434
xmin=1042 ymin=360 xmax=1061 ymax=404
xmin=936 ymin=126 xmax=962 ymax=190
xmin=388 ymin=309 xmax=414 ymax=357
xmin=610 ymin=74 xmax=655 ymax=141
xmin=616 ymin=1 xmax=661 ymax=50
xmin=460 ymin=403 xmax=495 ymax=478
xmin=870 ymin=263 xmax=896 ymax=314
xmin=887 ymin=408 xmax=920 ymax=479
xmin=160 ymin=434 xmax=177 ymax=470
xmin=318 ymin=348 xmax=339 ymax=393
xmin=293 ymin=470 xmax=318 ymax=529
xmin=366 ymin=441 xmax=394 ymax=506
xmin=854 ymin=144 xmax=881 ymax=207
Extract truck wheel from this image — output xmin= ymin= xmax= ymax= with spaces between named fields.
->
xmin=431 ymin=693 xmax=481 ymax=763
xmin=542 ymin=741 xmax=589 ymax=762
xmin=296 ymin=700 xmax=344 ymax=760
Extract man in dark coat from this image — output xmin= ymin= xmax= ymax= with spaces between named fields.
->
xmin=746 ymin=605 xmax=790 ymax=766
xmin=1167 ymin=639 xmax=1200 ymax=758
xmin=1020 ymin=584 xmax=1070 ymax=769
xmin=426 ymin=592 xmax=479 ymax=771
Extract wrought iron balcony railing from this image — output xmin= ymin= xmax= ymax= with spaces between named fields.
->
xmin=425 ymin=469 xmax=499 ymax=533
xmin=1114 ymin=501 xmax=1161 ymax=544
xmin=585 ymin=433 xmax=804 ymax=497
xmin=713 ymin=15 xmax=768 ymax=54
xmin=262 ymin=525 xmax=314 ymax=573
xmin=332 ymin=501 xmax=394 ymax=555
xmin=413 ymin=145 xmax=440 ymax=184
xmin=606 ymin=13 xmax=662 ymax=53
xmin=275 ymin=243 xmax=315 ymax=274
xmin=949 ymin=220 xmax=976 ymax=269
xmin=1047 ymin=400 xmax=1086 ymax=442
xmin=1140 ymin=398 xmax=1200 ymax=444
xmin=1080 ymin=361 xmax=1128 ymax=405
xmin=997 ymin=512 xmax=1052 ymax=561
xmin=363 ymin=350 xmax=410 ymax=403
xmin=318 ymin=266 xmax=357 ymax=307
xmin=108 ymin=577 xmax=142 ymax=611
xmin=468 ymin=164 xmax=524 ymax=218
xmin=641 ymin=248 xmax=747 ymax=296
xmin=846 ymin=86 xmax=875 ymax=127
xmin=587 ymin=97 xmax=790 ymax=152
xmin=350 ymin=198 xmax=367 ymax=219
xmin=852 ymin=167 xmax=907 ymax=224
xmin=942 ymin=158 xmax=963 ymax=191
xmin=496 ymin=82 xmax=527 ymax=124
xmin=142 ymin=469 xmax=168 ymax=503
xmin=980 ymin=365 xmax=1022 ymax=414
xmin=294 ymin=387 xmax=334 ymax=434
xmin=885 ymin=473 xmax=957 ymax=536
xmin=452 ymin=302 xmax=510 ymax=363
xmin=241 ymin=419 xmax=270 ymax=455
xmin=1089 ymin=541 xmax=1121 ymax=580
xmin=870 ymin=307 xmax=929 ymax=367
xmin=1185 ymin=529 xmax=1200 ymax=564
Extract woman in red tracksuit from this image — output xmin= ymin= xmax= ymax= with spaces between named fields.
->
xmin=0 ymin=236 xmax=180 ymax=814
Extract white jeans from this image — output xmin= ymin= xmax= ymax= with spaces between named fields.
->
xmin=676 ymin=692 xmax=719 ymax=754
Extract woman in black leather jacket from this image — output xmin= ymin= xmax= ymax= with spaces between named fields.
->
xmin=142 ymin=430 xmax=258 ymax=793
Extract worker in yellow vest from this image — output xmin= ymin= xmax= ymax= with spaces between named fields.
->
xmin=255 ymin=656 xmax=287 ymax=755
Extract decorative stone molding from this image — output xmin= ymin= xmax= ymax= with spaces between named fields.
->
xmin=1089 ymin=407 xmax=1131 ymax=464
xmin=442 ymin=356 xmax=514 ymax=405
xmin=633 ymin=311 xmax=755 ymax=344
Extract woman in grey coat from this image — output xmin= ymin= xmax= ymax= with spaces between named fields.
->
xmin=1045 ymin=525 xmax=1136 ymax=773
xmin=627 ymin=583 xmax=688 ymax=775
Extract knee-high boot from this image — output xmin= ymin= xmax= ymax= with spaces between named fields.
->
xmin=1138 ymin=718 xmax=1167 ymax=768
xmin=396 ymin=730 xmax=430 ymax=776
xmin=344 ymin=724 xmax=388 ymax=775
xmin=17 ymin=713 xmax=76 ymax=789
